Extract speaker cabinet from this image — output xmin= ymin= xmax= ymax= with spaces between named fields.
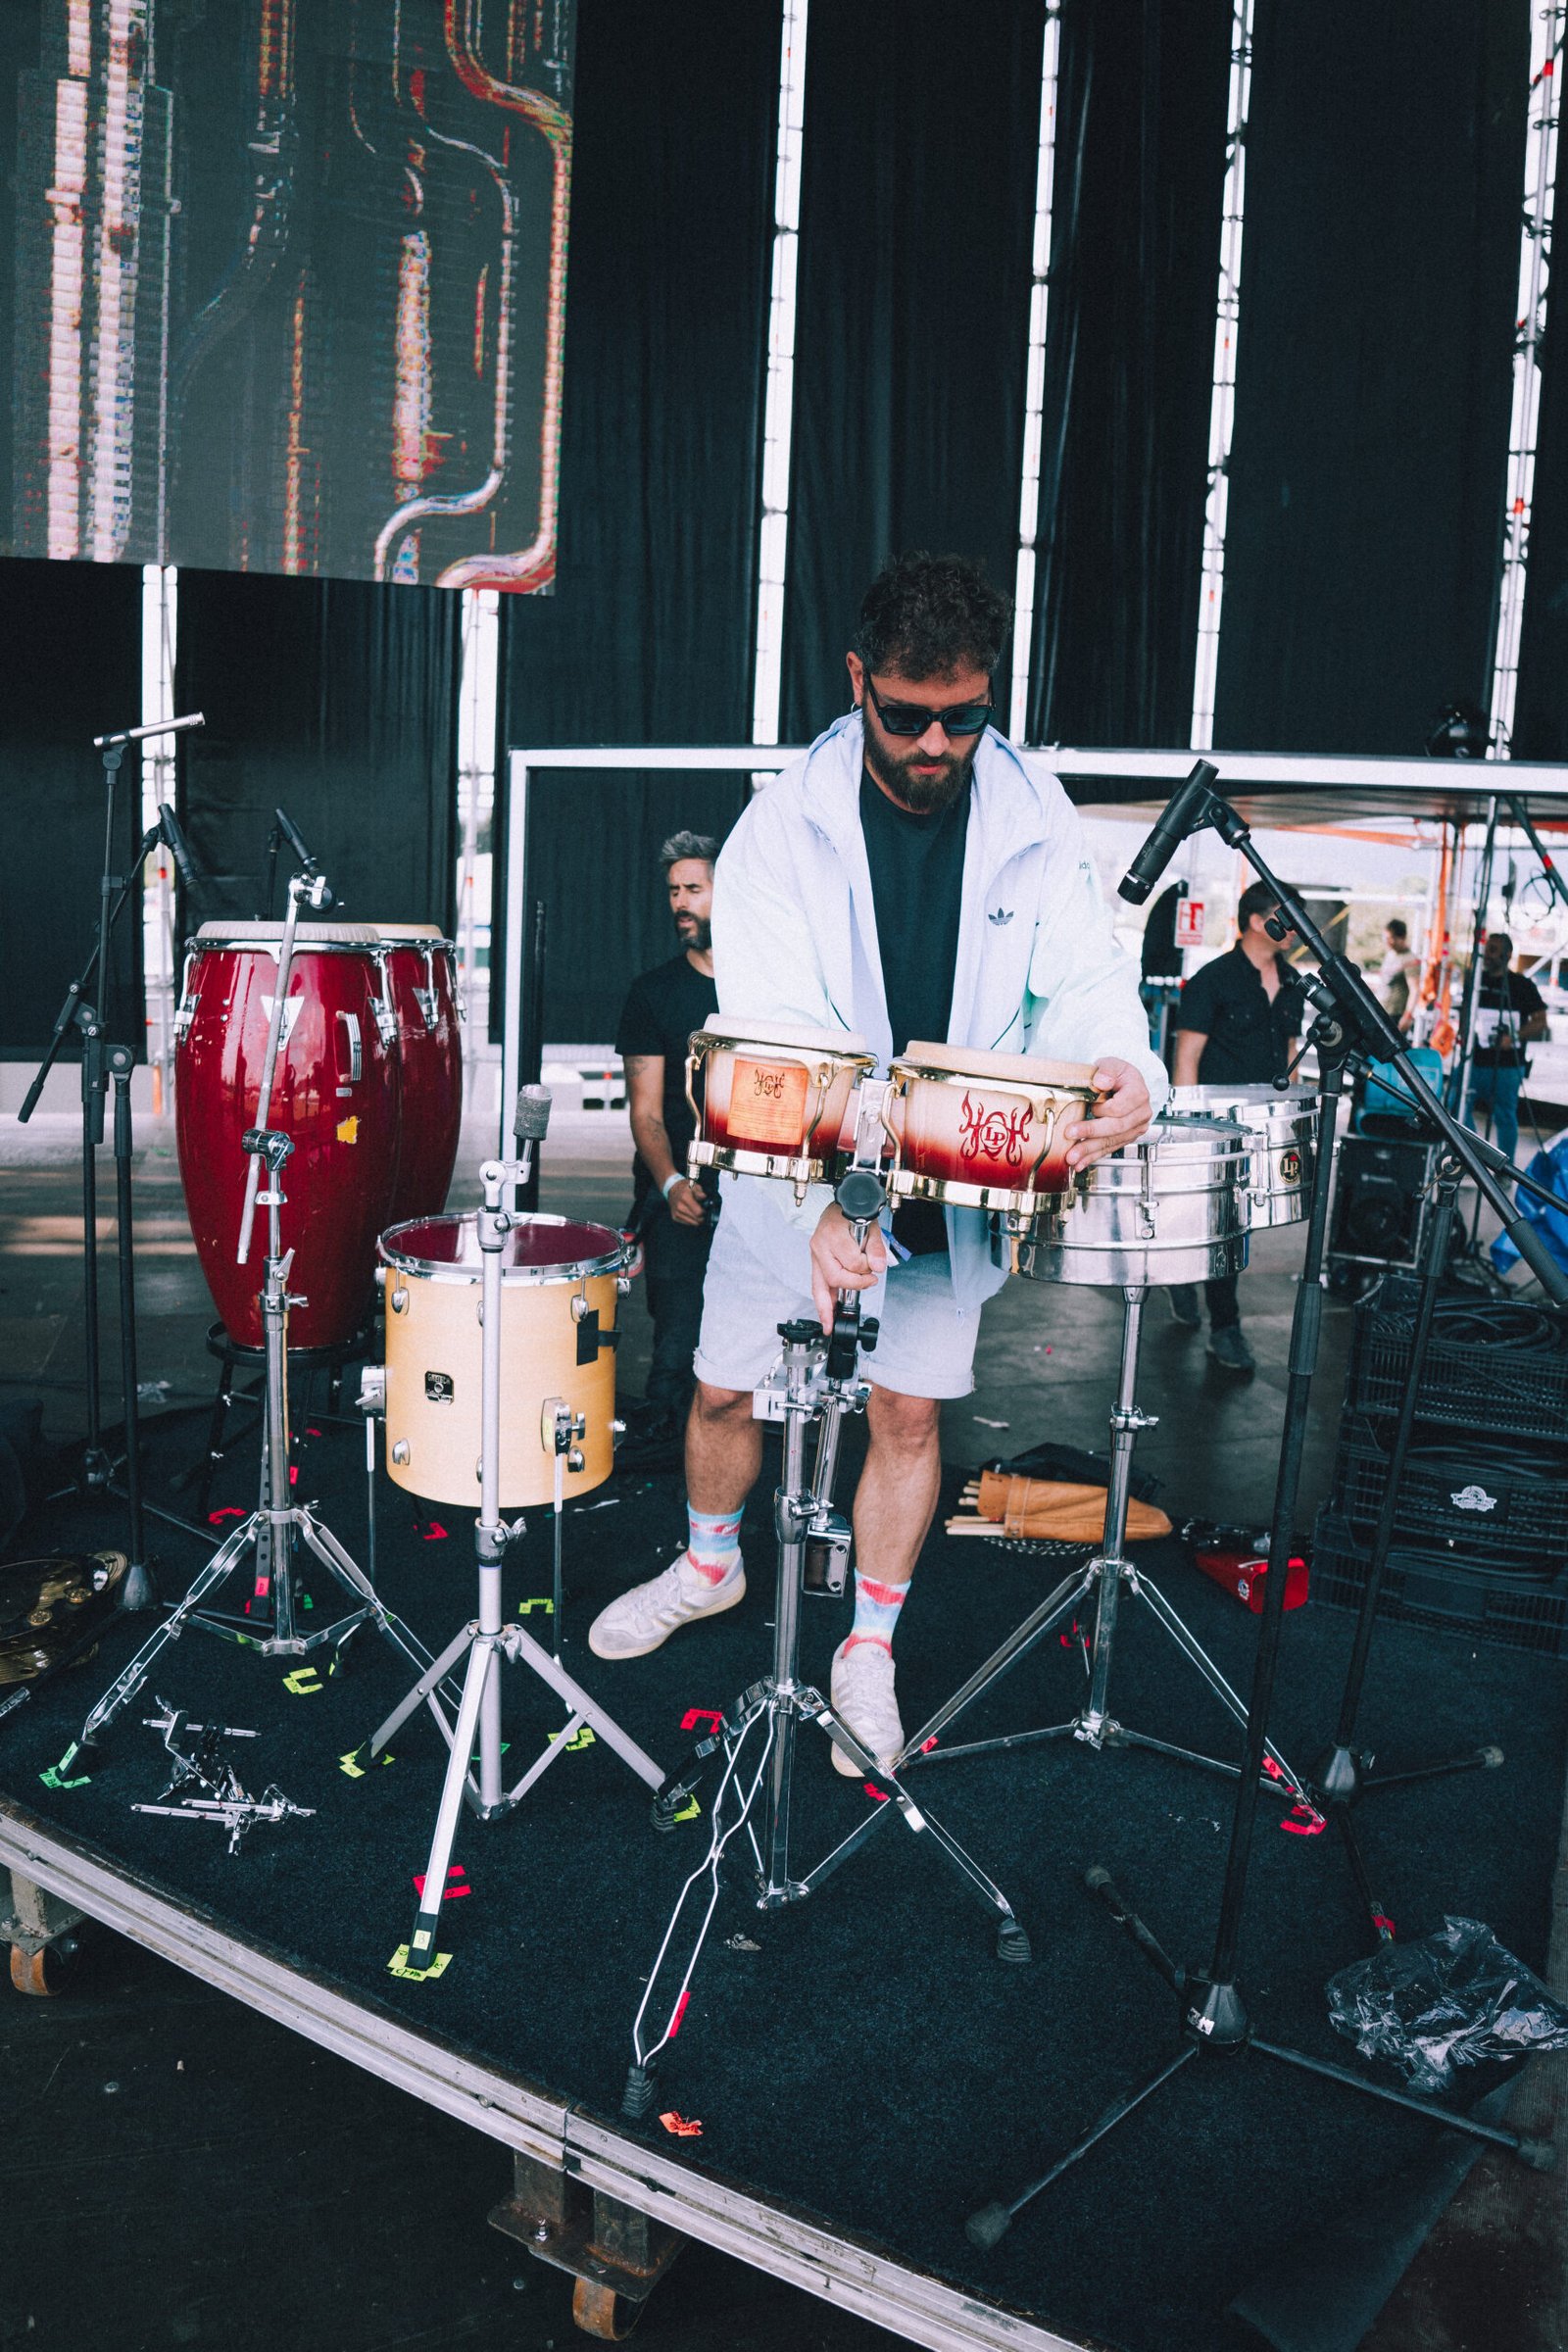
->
xmin=1329 ymin=1135 xmax=1443 ymax=1271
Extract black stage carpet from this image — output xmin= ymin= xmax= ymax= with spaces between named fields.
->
xmin=4 ymin=1409 xmax=1564 ymax=2352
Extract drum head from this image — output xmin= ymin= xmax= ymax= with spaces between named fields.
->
xmin=381 ymin=1211 xmax=626 ymax=1278
xmin=371 ymin=923 xmax=452 ymax=945
xmin=192 ymin=920 xmax=381 ymax=947
xmin=693 ymin=1015 xmax=869 ymax=1056
xmin=900 ymin=1041 xmax=1099 ymax=1090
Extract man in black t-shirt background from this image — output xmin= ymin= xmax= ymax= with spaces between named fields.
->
xmin=1168 ymin=880 xmax=1301 ymax=1376
xmin=1466 ymin=929 xmax=1547 ymax=1172
xmin=614 ymin=831 xmax=721 ymax=1444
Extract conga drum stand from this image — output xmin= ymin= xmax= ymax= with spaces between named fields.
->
xmin=45 ymin=876 xmax=435 ymax=1786
xmin=357 ymin=1131 xmax=666 ymax=1979
xmin=908 ymin=1279 xmax=1310 ymax=1804
xmin=622 ymin=1169 xmax=1030 ymax=2123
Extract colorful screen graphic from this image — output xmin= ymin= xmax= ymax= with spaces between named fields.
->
xmin=3 ymin=0 xmax=572 ymax=588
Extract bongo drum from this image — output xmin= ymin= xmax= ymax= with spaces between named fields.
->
xmin=882 ymin=1043 xmax=1101 ymax=1219
xmin=174 ymin=922 xmax=399 ymax=1349
xmin=686 ymin=1019 xmax=874 ymax=1199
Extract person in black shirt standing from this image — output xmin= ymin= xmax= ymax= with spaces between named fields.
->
xmin=1168 ymin=880 xmax=1301 ymax=1375
xmin=614 ymin=832 xmax=721 ymax=1440
xmin=1466 ymin=929 xmax=1547 ymax=1170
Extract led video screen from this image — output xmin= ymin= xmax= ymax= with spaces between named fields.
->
xmin=2 ymin=0 xmax=573 ymax=588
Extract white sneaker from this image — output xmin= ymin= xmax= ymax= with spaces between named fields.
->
xmin=827 ymin=1638 xmax=906 ymax=1778
xmin=587 ymin=1552 xmax=746 ymax=1660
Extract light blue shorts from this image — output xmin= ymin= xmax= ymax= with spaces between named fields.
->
xmin=692 ymin=1211 xmax=981 ymax=1400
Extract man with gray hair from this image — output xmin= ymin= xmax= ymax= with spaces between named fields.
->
xmin=614 ymin=831 xmax=722 ymax=1441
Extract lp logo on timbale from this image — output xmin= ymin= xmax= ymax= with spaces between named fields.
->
xmin=959 ymin=1092 xmax=1031 ymax=1172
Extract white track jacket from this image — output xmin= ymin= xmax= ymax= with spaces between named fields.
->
xmin=710 ymin=710 xmax=1169 ymax=1312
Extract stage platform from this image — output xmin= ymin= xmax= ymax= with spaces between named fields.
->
xmin=4 ymin=1401 xmax=1567 ymax=2352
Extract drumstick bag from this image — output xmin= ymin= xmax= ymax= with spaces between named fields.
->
xmin=973 ymin=1468 xmax=1172 ymax=1544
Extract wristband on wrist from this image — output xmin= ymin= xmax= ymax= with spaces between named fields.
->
xmin=662 ymin=1171 xmax=685 ymax=1200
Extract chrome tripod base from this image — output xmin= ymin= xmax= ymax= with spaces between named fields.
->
xmin=625 ymin=1311 xmax=1031 ymax=2118
xmin=44 ymin=1500 xmax=432 ymax=1788
xmin=899 ymin=1285 xmax=1311 ymax=1811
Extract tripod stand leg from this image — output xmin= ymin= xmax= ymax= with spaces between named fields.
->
xmin=345 ymin=1621 xmax=474 ymax=1771
xmin=503 ymin=1622 xmax=664 ymax=1790
xmin=894 ymin=1559 xmax=1097 ymax=1764
xmin=404 ymin=1635 xmax=494 ymax=1973
xmin=1335 ymin=1809 xmax=1395 ymax=1943
xmin=966 ymin=2044 xmax=1199 ymax=2248
xmin=798 ymin=1707 xmax=1031 ymax=1961
xmin=298 ymin=1511 xmax=433 ymax=1680
xmin=1250 ymin=2038 xmax=1553 ymax=2165
xmin=49 ymin=1519 xmax=260 ymax=1778
xmin=1130 ymin=1571 xmax=1308 ymax=1800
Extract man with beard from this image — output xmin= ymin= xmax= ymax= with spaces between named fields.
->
xmin=589 ymin=554 xmax=1164 ymax=1774
xmin=615 ymin=833 xmax=721 ymax=1443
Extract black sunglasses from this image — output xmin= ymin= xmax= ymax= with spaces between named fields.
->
xmin=861 ymin=672 xmax=993 ymax=738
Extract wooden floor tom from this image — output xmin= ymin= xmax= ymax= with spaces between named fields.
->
xmin=379 ymin=1213 xmax=630 ymax=1508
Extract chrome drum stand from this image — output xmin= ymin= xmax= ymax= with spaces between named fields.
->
xmin=349 ymin=1099 xmax=666 ymax=1979
xmin=907 ymin=1279 xmax=1310 ymax=1803
xmin=46 ymin=873 xmax=434 ymax=1788
xmin=623 ymin=1168 xmax=1030 ymax=2121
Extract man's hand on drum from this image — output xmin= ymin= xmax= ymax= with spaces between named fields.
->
xmin=1062 ymin=1057 xmax=1153 ymax=1171
xmin=809 ymin=1202 xmax=888 ymax=1331
xmin=666 ymin=1176 xmax=708 ymax=1228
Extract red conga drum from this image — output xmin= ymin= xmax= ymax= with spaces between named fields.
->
xmin=174 ymin=921 xmax=401 ymax=1349
xmin=371 ymin=923 xmax=465 ymax=1224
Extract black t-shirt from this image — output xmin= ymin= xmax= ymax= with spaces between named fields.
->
xmin=1176 ymin=944 xmax=1303 ymax=1087
xmin=1474 ymin=968 xmax=1546 ymax=1068
xmin=614 ymin=953 xmax=719 ymax=1209
xmin=859 ymin=772 xmax=970 ymax=1254
xmin=858 ymin=771 xmax=969 ymax=1056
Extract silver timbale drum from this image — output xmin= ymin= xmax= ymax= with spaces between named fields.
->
xmin=1000 ymin=1116 xmax=1250 ymax=1288
xmin=1164 ymin=1083 xmax=1317 ymax=1229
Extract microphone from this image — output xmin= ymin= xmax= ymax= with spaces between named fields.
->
xmin=274 ymin=805 xmax=318 ymax=873
xmin=94 ymin=710 xmax=205 ymax=749
xmin=514 ymin=1084 xmax=553 ymax=1144
xmin=158 ymin=804 xmax=205 ymax=897
xmin=1118 ymin=760 xmax=1219 ymax=906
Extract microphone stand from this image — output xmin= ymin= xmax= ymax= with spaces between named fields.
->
xmin=18 ymin=747 xmax=203 ymax=1604
xmin=965 ymin=771 xmax=1559 ymax=2251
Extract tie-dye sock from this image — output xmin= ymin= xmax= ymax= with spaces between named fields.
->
xmin=844 ymin=1570 xmax=907 ymax=1655
xmin=684 ymin=1503 xmax=743 ymax=1587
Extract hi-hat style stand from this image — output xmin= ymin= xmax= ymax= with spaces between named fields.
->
xmin=965 ymin=763 xmax=1560 ymax=2250
xmin=623 ymin=1165 xmax=1030 ymax=2123
xmin=45 ymin=872 xmax=433 ymax=1788
xmin=21 ymin=725 xmax=208 ymax=1598
xmin=351 ymin=1103 xmax=666 ymax=1981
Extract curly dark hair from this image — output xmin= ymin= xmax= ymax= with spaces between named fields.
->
xmin=854 ymin=552 xmax=1011 ymax=682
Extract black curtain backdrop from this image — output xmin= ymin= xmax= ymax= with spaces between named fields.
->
xmin=173 ymin=573 xmax=459 ymax=933
xmin=1512 ymin=256 xmax=1568 ymax=763
xmin=493 ymin=0 xmax=778 ymax=1047
xmin=1026 ymin=0 xmax=1233 ymax=748
xmin=0 ymin=561 xmax=144 ymax=1058
xmin=780 ymin=0 xmax=1040 ymax=737
xmin=1212 ymin=0 xmax=1527 ymax=756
